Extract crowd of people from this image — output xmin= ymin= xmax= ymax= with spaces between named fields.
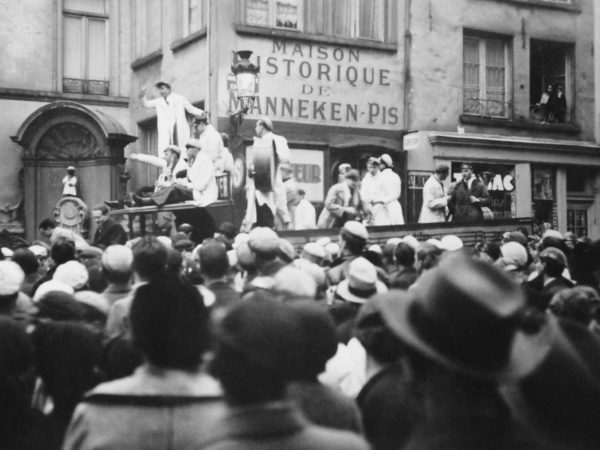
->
xmin=1 ymin=213 xmax=600 ymax=449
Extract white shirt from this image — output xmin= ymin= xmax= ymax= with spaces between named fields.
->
xmin=294 ymin=198 xmax=316 ymax=230
xmin=183 ymin=151 xmax=218 ymax=206
xmin=143 ymin=92 xmax=204 ymax=157
xmin=199 ymin=124 xmax=225 ymax=173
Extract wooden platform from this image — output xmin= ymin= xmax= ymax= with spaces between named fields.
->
xmin=279 ymin=217 xmax=534 ymax=249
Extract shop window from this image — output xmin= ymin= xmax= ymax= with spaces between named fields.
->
xmin=242 ymin=0 xmax=393 ymax=42
xmin=529 ymin=40 xmax=574 ymax=124
xmin=532 ymin=167 xmax=555 ymax=227
xmin=463 ymin=33 xmax=512 ymax=119
xmin=62 ymin=0 xmax=109 ymax=95
xmin=133 ymin=0 xmax=162 ymax=58
xmin=566 ymin=167 xmax=592 ymax=193
xmin=567 ymin=207 xmax=589 ymax=238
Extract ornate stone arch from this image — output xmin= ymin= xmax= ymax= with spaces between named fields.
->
xmin=12 ymin=101 xmax=136 ymax=240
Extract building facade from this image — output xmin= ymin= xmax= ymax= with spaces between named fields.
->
xmin=403 ymin=0 xmax=600 ymax=238
xmin=1 ymin=0 xmax=599 ymax=239
xmin=0 ymin=0 xmax=135 ymax=239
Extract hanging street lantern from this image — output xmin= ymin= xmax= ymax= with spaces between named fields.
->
xmin=230 ymin=50 xmax=260 ymax=134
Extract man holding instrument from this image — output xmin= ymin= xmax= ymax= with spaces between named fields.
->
xmin=241 ymin=117 xmax=291 ymax=231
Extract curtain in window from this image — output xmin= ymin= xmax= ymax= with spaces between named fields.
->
xmin=145 ymin=0 xmax=162 ymax=52
xmin=246 ymin=0 xmax=269 ymax=26
xmin=64 ymin=16 xmax=83 ymax=79
xmin=485 ymin=39 xmax=506 ymax=116
xmin=188 ymin=0 xmax=204 ymax=33
xmin=463 ymin=37 xmax=480 ymax=114
xmin=276 ymin=0 xmax=299 ymax=29
xmin=358 ymin=0 xmax=381 ymax=40
xmin=332 ymin=0 xmax=353 ymax=37
xmin=87 ymin=19 xmax=107 ymax=80
xmin=304 ymin=0 xmax=325 ymax=34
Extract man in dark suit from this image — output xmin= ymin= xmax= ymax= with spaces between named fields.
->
xmin=92 ymin=204 xmax=127 ymax=249
xmin=449 ymin=162 xmax=491 ymax=222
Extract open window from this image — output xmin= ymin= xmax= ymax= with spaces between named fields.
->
xmin=529 ymin=40 xmax=574 ymax=124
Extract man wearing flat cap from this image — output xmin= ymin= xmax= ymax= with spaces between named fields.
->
xmin=141 ymin=81 xmax=204 ymax=159
xmin=448 ymin=162 xmax=491 ymax=222
xmin=136 ymin=139 xmax=217 ymax=207
xmin=242 ymin=117 xmax=292 ymax=230
xmin=419 ymin=164 xmax=451 ymax=223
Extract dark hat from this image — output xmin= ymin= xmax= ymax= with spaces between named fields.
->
xmin=344 ymin=169 xmax=360 ymax=182
xmin=460 ymin=162 xmax=473 ymax=170
xmin=367 ymin=157 xmax=380 ymax=166
xmin=173 ymin=239 xmax=194 ymax=252
xmin=218 ymin=222 xmax=237 ymax=239
xmin=36 ymin=291 xmax=86 ymax=322
xmin=539 ymin=247 xmax=568 ymax=267
xmin=434 ymin=164 xmax=449 ymax=174
xmin=155 ymin=81 xmax=171 ymax=89
xmin=372 ymin=252 xmax=552 ymax=381
xmin=500 ymin=318 xmax=600 ymax=449
xmin=505 ymin=231 xmax=527 ymax=246
xmin=214 ymin=300 xmax=307 ymax=379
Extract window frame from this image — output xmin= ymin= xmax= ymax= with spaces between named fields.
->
xmin=133 ymin=0 xmax=163 ymax=59
xmin=462 ymin=31 xmax=513 ymax=119
xmin=62 ymin=0 xmax=110 ymax=95
xmin=240 ymin=0 xmax=394 ymax=44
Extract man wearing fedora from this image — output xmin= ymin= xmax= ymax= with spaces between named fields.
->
xmin=371 ymin=253 xmax=550 ymax=449
xmin=141 ymin=81 xmax=204 ymax=159
xmin=448 ymin=162 xmax=491 ymax=222
xmin=418 ymin=164 xmax=451 ymax=223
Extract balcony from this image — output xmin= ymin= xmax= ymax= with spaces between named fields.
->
xmin=463 ymin=98 xmax=512 ymax=120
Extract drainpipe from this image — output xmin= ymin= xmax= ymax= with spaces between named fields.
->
xmin=403 ymin=0 xmax=412 ymax=132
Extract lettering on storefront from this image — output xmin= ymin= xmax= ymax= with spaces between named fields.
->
xmin=227 ymin=40 xmax=399 ymax=128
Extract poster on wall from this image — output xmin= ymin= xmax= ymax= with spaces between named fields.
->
xmin=244 ymin=147 xmax=324 ymax=203
xmin=450 ymin=162 xmax=516 ymax=219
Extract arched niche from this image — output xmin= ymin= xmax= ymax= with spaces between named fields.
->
xmin=12 ymin=101 xmax=136 ymax=240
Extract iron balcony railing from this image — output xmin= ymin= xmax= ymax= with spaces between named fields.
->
xmin=463 ymin=98 xmax=513 ymax=119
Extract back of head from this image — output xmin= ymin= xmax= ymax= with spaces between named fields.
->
xmin=210 ymin=300 xmax=306 ymax=404
xmin=199 ymin=240 xmax=229 ymax=279
xmin=395 ymin=242 xmax=415 ymax=267
xmin=289 ymin=301 xmax=337 ymax=380
xmin=132 ymin=235 xmax=168 ymax=281
xmin=11 ymin=249 xmax=39 ymax=276
xmin=51 ymin=237 xmax=76 ymax=266
xmin=416 ymin=242 xmax=442 ymax=271
xmin=549 ymin=287 xmax=600 ymax=326
xmin=101 ymin=245 xmax=133 ymax=284
xmin=130 ymin=278 xmax=210 ymax=370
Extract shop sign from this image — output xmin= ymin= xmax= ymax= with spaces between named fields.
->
xmin=407 ymin=171 xmax=431 ymax=189
xmin=224 ymin=40 xmax=400 ymax=129
xmin=290 ymin=149 xmax=324 ymax=202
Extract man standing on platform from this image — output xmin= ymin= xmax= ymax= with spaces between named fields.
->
xmin=418 ymin=164 xmax=451 ymax=223
xmin=141 ymin=81 xmax=204 ymax=160
xmin=242 ymin=117 xmax=291 ymax=231
xmin=192 ymin=113 xmax=226 ymax=174
xmin=448 ymin=162 xmax=491 ymax=222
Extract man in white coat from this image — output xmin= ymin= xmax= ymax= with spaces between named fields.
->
xmin=192 ymin=113 xmax=226 ymax=174
xmin=377 ymin=154 xmax=404 ymax=225
xmin=418 ymin=164 xmax=451 ymax=223
xmin=242 ymin=117 xmax=291 ymax=231
xmin=141 ymin=81 xmax=204 ymax=160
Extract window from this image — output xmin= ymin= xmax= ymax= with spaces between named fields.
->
xmin=242 ymin=0 xmax=394 ymax=42
xmin=62 ymin=0 xmax=109 ymax=95
xmin=530 ymin=40 xmax=574 ymax=124
xmin=181 ymin=0 xmax=206 ymax=36
xmin=567 ymin=208 xmax=589 ymax=238
xmin=134 ymin=0 xmax=162 ymax=58
xmin=463 ymin=33 xmax=511 ymax=118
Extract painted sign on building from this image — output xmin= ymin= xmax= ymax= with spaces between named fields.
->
xmin=451 ymin=162 xmax=516 ymax=219
xmin=223 ymin=39 xmax=401 ymax=129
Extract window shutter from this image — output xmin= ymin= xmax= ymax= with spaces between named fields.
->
xmin=87 ymin=18 xmax=108 ymax=80
xmin=485 ymin=39 xmax=506 ymax=116
xmin=64 ymin=16 xmax=84 ymax=79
